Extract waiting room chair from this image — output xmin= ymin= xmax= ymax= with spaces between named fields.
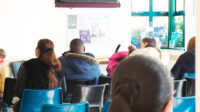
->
xmin=71 ymin=84 xmax=106 ymax=112
xmin=3 ymin=78 xmax=16 ymax=106
xmin=103 ymin=84 xmax=111 ymax=105
xmin=185 ymin=77 xmax=195 ymax=96
xmin=11 ymin=60 xmax=25 ymax=78
xmin=98 ymin=75 xmax=111 ymax=85
xmin=173 ymin=96 xmax=195 ymax=112
xmin=65 ymin=79 xmax=95 ymax=103
xmin=182 ymin=73 xmax=195 ymax=79
xmin=40 ymin=101 xmax=89 ymax=112
xmin=98 ymin=76 xmax=111 ymax=105
xmin=102 ymin=100 xmax=111 ymax=112
xmin=20 ymin=87 xmax=62 ymax=112
xmin=173 ymin=79 xmax=186 ymax=97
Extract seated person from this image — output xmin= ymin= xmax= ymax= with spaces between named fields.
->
xmin=171 ymin=36 xmax=195 ymax=80
xmin=109 ymin=55 xmax=173 ymax=112
xmin=14 ymin=39 xmax=66 ymax=112
xmin=0 ymin=49 xmax=9 ymax=99
xmin=107 ymin=45 xmax=137 ymax=76
xmin=59 ymin=38 xmax=101 ymax=84
xmin=141 ymin=37 xmax=157 ymax=48
xmin=129 ymin=37 xmax=170 ymax=65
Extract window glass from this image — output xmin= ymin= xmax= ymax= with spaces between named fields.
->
xmin=176 ymin=0 xmax=184 ymax=11
xmin=169 ymin=16 xmax=184 ymax=48
xmin=130 ymin=17 xmax=149 ymax=48
xmin=153 ymin=17 xmax=168 ymax=48
xmin=153 ymin=0 xmax=168 ymax=11
xmin=132 ymin=0 xmax=149 ymax=12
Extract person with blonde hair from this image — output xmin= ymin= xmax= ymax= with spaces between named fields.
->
xmin=129 ymin=37 xmax=170 ymax=65
xmin=0 ymin=49 xmax=9 ymax=99
xmin=171 ymin=36 xmax=195 ymax=80
xmin=109 ymin=55 xmax=173 ymax=112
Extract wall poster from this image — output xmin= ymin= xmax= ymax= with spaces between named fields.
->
xmin=67 ymin=15 xmax=109 ymax=45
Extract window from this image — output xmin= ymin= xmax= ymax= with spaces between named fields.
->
xmin=131 ymin=0 xmax=185 ymax=49
xmin=131 ymin=17 xmax=149 ymax=47
xmin=153 ymin=0 xmax=168 ymax=11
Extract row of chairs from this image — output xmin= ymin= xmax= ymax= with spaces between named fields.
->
xmin=2 ymin=77 xmax=111 ymax=112
xmin=102 ymin=97 xmax=196 ymax=112
xmin=2 ymin=75 xmax=111 ymax=105
xmin=20 ymin=84 xmax=109 ymax=112
xmin=19 ymin=87 xmax=89 ymax=112
xmin=20 ymin=88 xmax=196 ymax=112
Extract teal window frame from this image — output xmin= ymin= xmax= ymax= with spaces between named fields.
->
xmin=131 ymin=0 xmax=185 ymax=49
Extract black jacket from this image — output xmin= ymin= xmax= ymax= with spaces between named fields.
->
xmin=171 ymin=50 xmax=195 ymax=80
xmin=15 ymin=58 xmax=67 ymax=99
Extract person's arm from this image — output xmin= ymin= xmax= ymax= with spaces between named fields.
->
xmin=0 ymin=67 xmax=9 ymax=97
xmin=55 ymin=71 xmax=67 ymax=99
xmin=15 ymin=65 xmax=27 ymax=99
xmin=171 ymin=55 xmax=184 ymax=80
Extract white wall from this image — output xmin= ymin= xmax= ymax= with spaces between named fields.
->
xmin=0 ymin=0 xmax=196 ymax=60
xmin=185 ymin=0 xmax=196 ymax=49
xmin=0 ymin=0 xmax=131 ymax=60
xmin=196 ymin=0 xmax=200 ymax=111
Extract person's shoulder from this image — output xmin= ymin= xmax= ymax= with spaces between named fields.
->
xmin=23 ymin=58 xmax=45 ymax=67
xmin=85 ymin=52 xmax=95 ymax=58
xmin=25 ymin=58 xmax=38 ymax=63
xmin=181 ymin=50 xmax=195 ymax=57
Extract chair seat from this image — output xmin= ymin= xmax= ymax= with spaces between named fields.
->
xmin=20 ymin=87 xmax=62 ymax=112
xmin=71 ymin=84 xmax=106 ymax=112
xmin=173 ymin=97 xmax=195 ymax=112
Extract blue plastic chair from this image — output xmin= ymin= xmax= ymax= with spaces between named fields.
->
xmin=173 ymin=96 xmax=195 ymax=112
xmin=40 ymin=101 xmax=89 ymax=112
xmin=20 ymin=87 xmax=63 ymax=112
xmin=11 ymin=60 xmax=25 ymax=78
xmin=182 ymin=73 xmax=195 ymax=79
xmin=102 ymin=100 xmax=111 ymax=112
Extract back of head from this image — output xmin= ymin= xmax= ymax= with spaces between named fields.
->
xmin=187 ymin=36 xmax=195 ymax=51
xmin=142 ymin=37 xmax=157 ymax=48
xmin=128 ymin=44 xmax=137 ymax=55
xmin=129 ymin=47 xmax=161 ymax=60
xmin=36 ymin=39 xmax=61 ymax=71
xmin=0 ymin=48 xmax=5 ymax=58
xmin=36 ymin=39 xmax=61 ymax=89
xmin=70 ymin=38 xmax=85 ymax=53
xmin=109 ymin=55 xmax=172 ymax=112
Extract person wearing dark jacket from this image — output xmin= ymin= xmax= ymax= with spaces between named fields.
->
xmin=171 ymin=36 xmax=195 ymax=80
xmin=59 ymin=38 xmax=101 ymax=84
xmin=13 ymin=39 xmax=67 ymax=112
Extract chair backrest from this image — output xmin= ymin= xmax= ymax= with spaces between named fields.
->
xmin=11 ymin=60 xmax=25 ymax=78
xmin=102 ymin=100 xmax=111 ymax=112
xmin=185 ymin=77 xmax=195 ymax=96
xmin=173 ymin=79 xmax=186 ymax=97
xmin=65 ymin=80 xmax=95 ymax=102
xmin=182 ymin=73 xmax=195 ymax=79
xmin=71 ymin=84 xmax=106 ymax=112
xmin=40 ymin=101 xmax=89 ymax=112
xmin=98 ymin=75 xmax=111 ymax=85
xmin=173 ymin=96 xmax=195 ymax=112
xmin=20 ymin=87 xmax=62 ymax=112
xmin=3 ymin=78 xmax=16 ymax=106
xmin=101 ymin=84 xmax=111 ymax=105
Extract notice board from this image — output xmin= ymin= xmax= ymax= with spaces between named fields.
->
xmin=67 ymin=15 xmax=109 ymax=45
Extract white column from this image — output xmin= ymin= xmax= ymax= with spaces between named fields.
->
xmin=196 ymin=0 xmax=200 ymax=111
